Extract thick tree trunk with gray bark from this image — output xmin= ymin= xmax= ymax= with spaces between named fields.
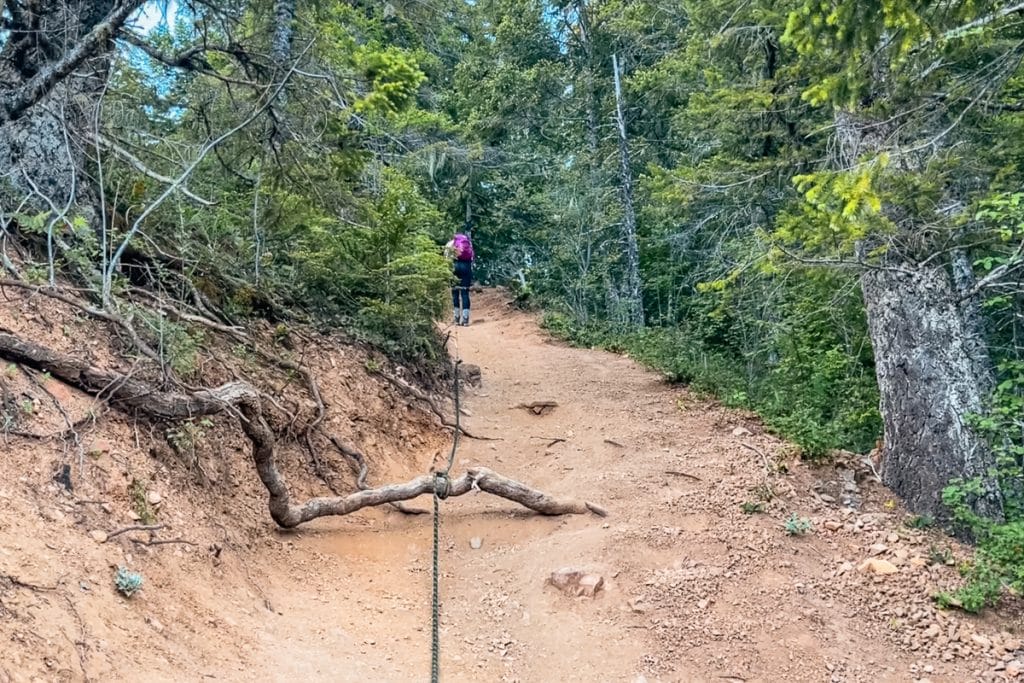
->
xmin=834 ymin=107 xmax=1003 ymax=523
xmin=862 ymin=263 xmax=1003 ymax=522
xmin=0 ymin=1 xmax=135 ymax=210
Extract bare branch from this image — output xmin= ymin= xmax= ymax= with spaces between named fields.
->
xmin=93 ymin=135 xmax=216 ymax=206
xmin=943 ymin=2 xmax=1024 ymax=40
xmin=103 ymin=39 xmax=315 ymax=301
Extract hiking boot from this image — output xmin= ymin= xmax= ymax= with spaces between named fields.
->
xmin=453 ymin=312 xmax=461 ymax=326
xmin=460 ymin=310 xmax=470 ymax=326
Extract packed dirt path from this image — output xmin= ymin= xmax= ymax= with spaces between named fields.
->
xmin=261 ymin=289 xmax=1020 ymax=683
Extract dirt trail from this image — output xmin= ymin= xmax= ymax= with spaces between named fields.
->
xmin=248 ymin=289 xmax=1019 ymax=683
xmin=3 ymin=289 xmax=1021 ymax=682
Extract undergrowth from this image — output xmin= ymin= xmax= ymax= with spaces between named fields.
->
xmin=541 ymin=311 xmax=881 ymax=458
xmin=937 ymin=360 xmax=1024 ymax=612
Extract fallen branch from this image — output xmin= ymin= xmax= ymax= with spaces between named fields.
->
xmin=104 ymin=524 xmax=165 ymax=541
xmin=0 ymin=573 xmax=59 ymax=591
xmin=0 ymin=331 xmax=603 ymax=528
xmin=130 ymin=537 xmax=197 ymax=547
xmin=665 ymin=470 xmax=702 ymax=481
xmin=531 ymin=435 xmax=566 ymax=447
xmin=515 ymin=401 xmax=558 ymax=416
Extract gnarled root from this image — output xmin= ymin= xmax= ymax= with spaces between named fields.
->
xmin=0 ymin=330 xmax=605 ymax=528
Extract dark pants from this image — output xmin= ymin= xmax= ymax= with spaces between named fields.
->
xmin=452 ymin=260 xmax=472 ymax=310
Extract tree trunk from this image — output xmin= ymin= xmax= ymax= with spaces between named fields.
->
xmin=0 ymin=0 xmax=130 ymax=217
xmin=611 ymin=54 xmax=644 ymax=329
xmin=832 ymin=103 xmax=1003 ymax=523
xmin=862 ymin=261 xmax=1003 ymax=522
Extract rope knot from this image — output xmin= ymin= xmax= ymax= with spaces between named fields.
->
xmin=433 ymin=471 xmax=451 ymax=500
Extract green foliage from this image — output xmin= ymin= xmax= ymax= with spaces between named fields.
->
xmin=741 ymin=501 xmax=765 ymax=515
xmin=938 ymin=360 xmax=1024 ymax=612
xmin=129 ymin=479 xmax=156 ymax=525
xmin=285 ymin=169 xmax=451 ymax=362
xmin=783 ymin=513 xmax=813 ymax=536
xmin=114 ymin=566 xmax=143 ymax=598
xmin=542 ymin=266 xmax=881 ymax=458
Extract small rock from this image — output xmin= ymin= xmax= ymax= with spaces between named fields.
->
xmin=1006 ymin=661 xmax=1023 ymax=678
xmin=731 ymin=426 xmax=752 ymax=437
xmin=924 ymin=624 xmax=942 ymax=640
xmin=858 ymin=558 xmax=898 ymax=575
xmin=971 ymin=634 xmax=992 ymax=649
xmin=40 ymin=508 xmax=64 ymax=523
xmin=819 ymin=494 xmax=838 ymax=505
xmin=470 ymin=537 xmax=482 ymax=550
xmin=869 ymin=543 xmax=888 ymax=556
xmin=90 ymin=438 xmax=113 ymax=455
xmin=887 ymin=532 xmax=900 ymax=543
xmin=147 ymin=617 xmax=164 ymax=633
xmin=909 ymin=556 xmax=929 ymax=569
xmin=147 ymin=491 xmax=162 ymax=506
xmin=89 ymin=530 xmax=108 ymax=543
xmin=823 ymin=521 xmax=843 ymax=531
xmin=100 ymin=503 xmax=113 ymax=514
xmin=547 ymin=568 xmax=604 ymax=598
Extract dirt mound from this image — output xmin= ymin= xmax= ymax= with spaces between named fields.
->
xmin=2 ymin=287 xmax=1023 ymax=682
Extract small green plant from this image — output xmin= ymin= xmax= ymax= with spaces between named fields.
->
xmin=928 ymin=544 xmax=953 ymax=566
xmin=19 ymin=399 xmax=34 ymax=415
xmin=167 ymin=418 xmax=214 ymax=476
xmin=129 ymin=478 xmax=156 ymax=525
xmin=114 ymin=566 xmax=143 ymax=597
xmin=752 ymin=483 xmax=774 ymax=503
xmin=783 ymin=513 xmax=813 ymax=536
xmin=904 ymin=514 xmax=935 ymax=529
xmin=4 ymin=363 xmax=17 ymax=379
xmin=740 ymin=501 xmax=764 ymax=515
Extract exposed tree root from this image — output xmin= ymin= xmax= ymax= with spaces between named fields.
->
xmin=370 ymin=366 xmax=500 ymax=440
xmin=327 ymin=434 xmax=427 ymax=515
xmin=0 ymin=330 xmax=605 ymax=528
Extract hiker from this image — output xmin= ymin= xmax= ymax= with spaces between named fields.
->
xmin=445 ymin=232 xmax=474 ymax=326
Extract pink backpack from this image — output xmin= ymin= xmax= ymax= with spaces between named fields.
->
xmin=453 ymin=233 xmax=474 ymax=262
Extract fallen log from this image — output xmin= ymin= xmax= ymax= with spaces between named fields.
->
xmin=0 ymin=329 xmax=604 ymax=528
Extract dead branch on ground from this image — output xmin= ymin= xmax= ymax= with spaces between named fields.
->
xmin=104 ymin=524 xmax=166 ymax=541
xmin=515 ymin=401 xmax=558 ymax=416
